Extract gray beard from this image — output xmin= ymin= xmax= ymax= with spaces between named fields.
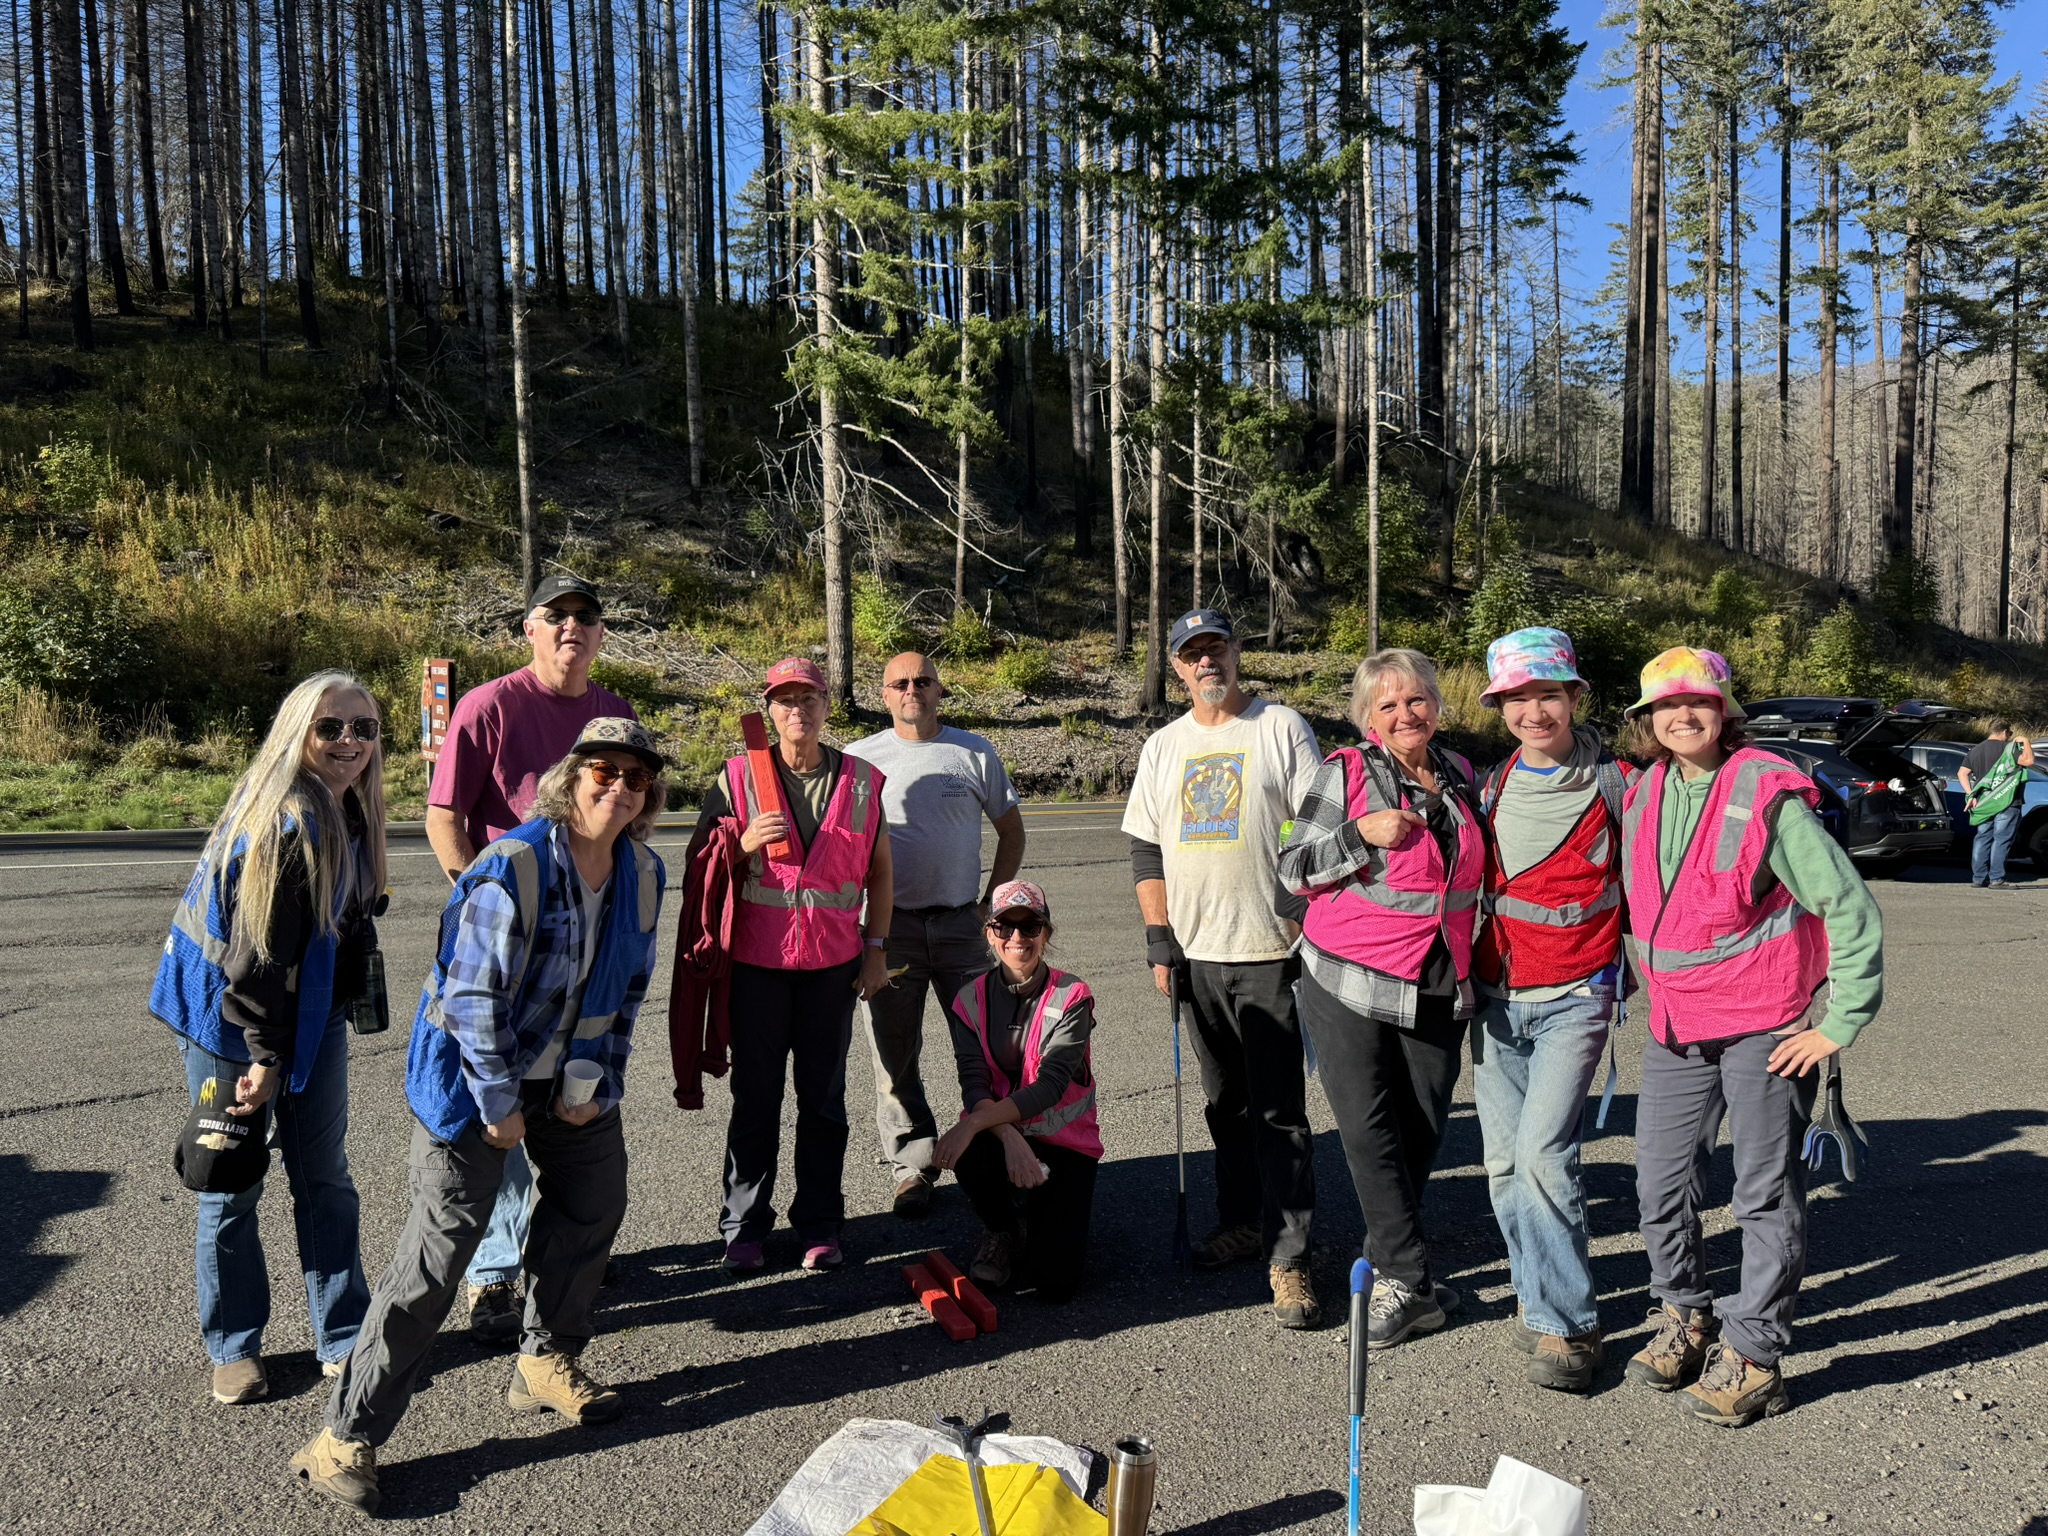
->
xmin=1196 ymin=681 xmax=1229 ymax=707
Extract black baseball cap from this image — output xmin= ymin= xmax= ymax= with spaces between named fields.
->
xmin=173 ymin=1076 xmax=272 ymax=1195
xmin=1169 ymin=608 xmax=1235 ymax=654
xmin=528 ymin=574 xmax=604 ymax=614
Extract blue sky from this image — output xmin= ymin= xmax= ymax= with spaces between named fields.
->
xmin=1546 ymin=0 xmax=2048 ymax=369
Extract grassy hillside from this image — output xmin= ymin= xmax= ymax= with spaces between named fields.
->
xmin=4 ymin=282 xmax=2044 ymax=831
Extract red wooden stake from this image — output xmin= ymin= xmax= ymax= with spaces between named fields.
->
xmin=901 ymin=1264 xmax=976 ymax=1341
xmin=740 ymin=712 xmax=794 ymax=860
xmin=924 ymin=1250 xmax=999 ymax=1332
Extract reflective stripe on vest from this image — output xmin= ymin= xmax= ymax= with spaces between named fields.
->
xmin=1645 ymin=895 xmax=1807 ymax=971
xmin=951 ymin=971 xmax=1100 ymax=1153
xmin=1487 ymin=883 xmax=1621 ymax=928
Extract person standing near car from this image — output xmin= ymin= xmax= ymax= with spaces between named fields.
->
xmin=847 ymin=652 xmax=1026 ymax=1218
xmin=1124 ymin=608 xmax=1326 ymax=1329
xmin=1958 ymin=719 xmax=2035 ymax=888
xmin=1471 ymin=629 xmax=1636 ymax=1393
xmin=1617 ymin=647 xmax=1883 ymax=1428
xmin=424 ymin=573 xmax=639 ymax=1345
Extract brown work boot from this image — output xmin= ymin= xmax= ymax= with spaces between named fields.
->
xmin=1505 ymin=1306 xmax=1540 ymax=1357
xmin=211 ymin=1356 xmax=268 ymax=1406
xmin=1526 ymin=1329 xmax=1605 ymax=1393
xmin=1682 ymin=1341 xmax=1790 ymax=1427
xmin=466 ymin=1279 xmax=522 ymax=1346
xmin=1190 ymin=1223 xmax=1262 ymax=1271
xmin=1269 ymin=1266 xmax=1322 ymax=1330
xmin=290 ymin=1427 xmax=381 ymax=1514
xmin=507 ymin=1351 xmax=624 ymax=1425
xmin=969 ymin=1228 xmax=1016 ymax=1289
xmin=1626 ymin=1302 xmax=1718 ymax=1392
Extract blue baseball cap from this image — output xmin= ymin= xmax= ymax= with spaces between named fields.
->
xmin=1169 ymin=608 xmax=1235 ymax=654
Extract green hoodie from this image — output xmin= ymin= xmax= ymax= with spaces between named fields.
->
xmin=1653 ymin=762 xmax=1884 ymax=1048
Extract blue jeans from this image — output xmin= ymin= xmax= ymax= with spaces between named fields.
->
xmin=1971 ymin=804 xmax=2021 ymax=884
xmin=179 ymin=1009 xmax=369 ymax=1367
xmin=464 ymin=1145 xmax=533 ymax=1287
xmin=1473 ymin=992 xmax=1610 ymax=1338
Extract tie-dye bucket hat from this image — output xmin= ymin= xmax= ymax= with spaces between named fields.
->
xmin=1623 ymin=646 xmax=1747 ymax=721
xmin=1480 ymin=627 xmax=1588 ymax=709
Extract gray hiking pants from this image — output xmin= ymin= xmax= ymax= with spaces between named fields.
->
xmin=326 ymin=1093 xmax=627 ymax=1448
xmin=866 ymin=903 xmax=992 ymax=1184
xmin=1636 ymin=1030 xmax=1817 ymax=1369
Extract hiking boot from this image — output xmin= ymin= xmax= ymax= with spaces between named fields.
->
xmin=722 ymin=1240 xmax=766 ymax=1275
xmin=290 ymin=1427 xmax=380 ymax=1514
xmin=970 ymin=1229 xmax=1016 ymax=1289
xmin=211 ymin=1357 xmax=268 ymax=1405
xmin=1432 ymin=1283 xmax=1463 ymax=1316
xmin=1626 ymin=1302 xmax=1718 ymax=1392
xmin=466 ymin=1279 xmax=522 ymax=1346
xmin=893 ymin=1175 xmax=934 ymax=1219
xmin=801 ymin=1241 xmax=845 ymax=1272
xmin=1527 ymin=1330 xmax=1605 ymax=1393
xmin=507 ymin=1351 xmax=623 ymax=1425
xmin=1365 ymin=1275 xmax=1447 ymax=1350
xmin=1505 ymin=1306 xmax=1540 ymax=1356
xmin=1270 ymin=1266 xmax=1322 ymax=1330
xmin=1191 ymin=1223 xmax=1262 ymax=1271
xmin=1681 ymin=1340 xmax=1790 ymax=1426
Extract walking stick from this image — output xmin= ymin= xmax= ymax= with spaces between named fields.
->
xmin=1348 ymin=1256 xmax=1374 ymax=1536
xmin=1170 ymin=967 xmax=1192 ymax=1269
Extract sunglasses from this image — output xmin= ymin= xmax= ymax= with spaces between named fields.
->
xmin=987 ymin=917 xmax=1046 ymax=939
xmin=535 ymin=606 xmax=602 ymax=629
xmin=583 ymin=758 xmax=655 ymax=793
xmin=885 ymin=677 xmax=939 ymax=693
xmin=312 ymin=716 xmax=382 ymax=744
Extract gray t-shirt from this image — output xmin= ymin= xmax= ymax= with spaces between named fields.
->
xmin=847 ymin=725 xmax=1021 ymax=909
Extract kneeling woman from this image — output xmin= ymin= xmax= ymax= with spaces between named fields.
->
xmin=292 ymin=719 xmax=667 ymax=1515
xmin=931 ymin=881 xmax=1101 ymax=1304
xmin=1619 ymin=649 xmax=1882 ymax=1428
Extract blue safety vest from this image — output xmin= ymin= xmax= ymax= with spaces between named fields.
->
xmin=150 ymin=813 xmax=360 ymax=1095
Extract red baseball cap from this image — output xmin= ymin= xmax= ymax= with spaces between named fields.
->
xmin=762 ymin=656 xmax=828 ymax=697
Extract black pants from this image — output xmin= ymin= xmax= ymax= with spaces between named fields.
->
xmin=954 ymin=1133 xmax=1098 ymax=1304
xmin=1182 ymin=957 xmax=1316 ymax=1268
xmin=721 ymin=959 xmax=859 ymax=1247
xmin=1297 ymin=968 xmax=1466 ymax=1293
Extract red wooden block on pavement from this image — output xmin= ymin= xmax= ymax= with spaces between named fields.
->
xmin=901 ymin=1263 xmax=976 ymax=1342
xmin=925 ymin=1249 xmax=966 ymax=1287
xmin=925 ymin=1251 xmax=999 ymax=1332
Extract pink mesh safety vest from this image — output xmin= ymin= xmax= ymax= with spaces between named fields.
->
xmin=949 ymin=968 xmax=1102 ymax=1159
xmin=1621 ymin=747 xmax=1830 ymax=1049
xmin=1300 ymin=738 xmax=1485 ymax=982
xmin=723 ymin=752 xmax=883 ymax=971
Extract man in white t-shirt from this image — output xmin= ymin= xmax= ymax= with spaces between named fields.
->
xmin=1123 ymin=609 xmax=1326 ymax=1329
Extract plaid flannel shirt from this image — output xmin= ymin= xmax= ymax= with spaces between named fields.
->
xmin=1279 ymin=745 xmax=1480 ymax=1028
xmin=441 ymin=824 xmax=657 ymax=1124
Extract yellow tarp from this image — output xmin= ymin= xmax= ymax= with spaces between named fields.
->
xmin=847 ymin=1455 xmax=1108 ymax=1536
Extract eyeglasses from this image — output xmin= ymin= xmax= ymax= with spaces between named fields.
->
xmin=583 ymin=759 xmax=655 ymax=793
xmin=535 ymin=606 xmax=602 ymax=629
xmin=312 ymin=716 xmax=382 ymax=744
xmin=987 ymin=917 xmax=1046 ymax=939
xmin=1175 ymin=641 xmax=1232 ymax=664
xmin=885 ymin=677 xmax=939 ymax=693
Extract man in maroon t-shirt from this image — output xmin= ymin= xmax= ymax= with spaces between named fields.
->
xmin=425 ymin=572 xmax=639 ymax=1344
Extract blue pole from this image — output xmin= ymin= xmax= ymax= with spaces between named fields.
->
xmin=1349 ymin=1257 xmax=1373 ymax=1536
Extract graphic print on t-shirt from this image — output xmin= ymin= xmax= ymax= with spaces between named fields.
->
xmin=1180 ymin=753 xmax=1246 ymax=843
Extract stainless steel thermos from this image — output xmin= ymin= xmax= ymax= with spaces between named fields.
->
xmin=1105 ymin=1436 xmax=1157 ymax=1536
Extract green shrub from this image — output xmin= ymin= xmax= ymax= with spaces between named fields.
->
xmin=1550 ymin=597 xmax=1652 ymax=716
xmin=852 ymin=573 xmax=917 ymax=657
xmin=938 ymin=607 xmax=995 ymax=661
xmin=36 ymin=436 xmax=114 ymax=515
xmin=1462 ymin=552 xmax=1540 ymax=659
xmin=1725 ymin=611 xmax=1800 ymax=702
xmin=993 ymin=643 xmax=1056 ymax=694
xmin=0 ymin=564 xmax=154 ymax=703
xmin=1324 ymin=604 xmax=1372 ymax=654
xmin=1798 ymin=604 xmax=1904 ymax=698
xmin=1705 ymin=566 xmax=1770 ymax=628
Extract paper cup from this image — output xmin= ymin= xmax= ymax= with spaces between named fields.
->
xmin=561 ymin=1060 xmax=604 ymax=1108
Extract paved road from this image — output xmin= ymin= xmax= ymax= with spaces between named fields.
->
xmin=3 ymin=809 xmax=2046 ymax=1535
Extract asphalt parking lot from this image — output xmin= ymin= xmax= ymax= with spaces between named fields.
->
xmin=3 ymin=808 xmax=2045 ymax=1534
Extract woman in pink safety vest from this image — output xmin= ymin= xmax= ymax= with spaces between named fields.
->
xmin=687 ymin=657 xmax=894 ymax=1276
xmin=1616 ymin=647 xmax=1883 ymax=1429
xmin=1278 ymin=648 xmax=1485 ymax=1352
xmin=931 ymin=880 xmax=1101 ymax=1305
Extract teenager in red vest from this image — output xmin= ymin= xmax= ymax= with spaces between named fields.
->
xmin=931 ymin=880 xmax=1101 ymax=1304
xmin=687 ymin=658 xmax=895 ymax=1275
xmin=1618 ymin=647 xmax=1883 ymax=1427
xmin=1471 ymin=628 xmax=1636 ymax=1394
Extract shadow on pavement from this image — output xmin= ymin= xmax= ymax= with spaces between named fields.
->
xmin=0 ymin=1152 xmax=115 ymax=1318
xmin=1168 ymin=1488 xmax=1346 ymax=1534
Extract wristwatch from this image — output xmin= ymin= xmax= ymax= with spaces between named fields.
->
xmin=866 ymin=936 xmax=888 ymax=951
xmin=253 ymin=1054 xmax=281 ymax=1070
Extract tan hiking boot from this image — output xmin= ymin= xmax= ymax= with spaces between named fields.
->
xmin=970 ymin=1228 xmax=1016 ymax=1289
xmin=1190 ymin=1223 xmax=1262 ymax=1271
xmin=290 ymin=1427 xmax=380 ymax=1514
xmin=1626 ymin=1302 xmax=1718 ymax=1392
xmin=1682 ymin=1341 xmax=1790 ymax=1427
xmin=211 ymin=1356 xmax=268 ymax=1405
xmin=1526 ymin=1329 xmax=1605 ymax=1393
xmin=507 ymin=1351 xmax=624 ymax=1425
xmin=1505 ymin=1306 xmax=1540 ymax=1356
xmin=1270 ymin=1266 xmax=1322 ymax=1330
xmin=466 ymin=1279 xmax=522 ymax=1346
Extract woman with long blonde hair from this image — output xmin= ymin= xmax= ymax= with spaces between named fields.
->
xmin=152 ymin=670 xmax=388 ymax=1407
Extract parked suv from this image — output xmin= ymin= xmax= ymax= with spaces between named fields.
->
xmin=1741 ymin=698 xmax=1959 ymax=870
xmin=1900 ymin=739 xmax=2048 ymax=865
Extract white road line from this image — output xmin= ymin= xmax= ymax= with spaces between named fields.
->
xmin=3 ymin=840 xmax=696 ymax=872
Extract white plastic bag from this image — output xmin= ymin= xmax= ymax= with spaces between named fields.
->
xmin=1413 ymin=1455 xmax=1588 ymax=1536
